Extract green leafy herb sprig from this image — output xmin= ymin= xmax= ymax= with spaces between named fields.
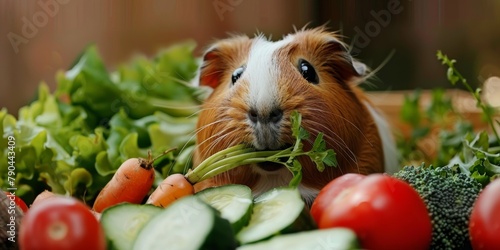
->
xmin=437 ymin=51 xmax=500 ymax=142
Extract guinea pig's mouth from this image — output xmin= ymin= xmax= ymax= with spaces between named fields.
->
xmin=257 ymin=162 xmax=285 ymax=172
xmin=254 ymin=144 xmax=292 ymax=172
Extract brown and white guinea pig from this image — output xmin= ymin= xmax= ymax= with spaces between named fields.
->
xmin=192 ymin=27 xmax=398 ymax=203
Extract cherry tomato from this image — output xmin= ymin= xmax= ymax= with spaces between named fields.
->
xmin=317 ymin=174 xmax=432 ymax=250
xmin=310 ymin=173 xmax=365 ymax=223
xmin=469 ymin=178 xmax=500 ymax=249
xmin=4 ymin=191 xmax=29 ymax=213
xmin=19 ymin=196 xmax=106 ymax=250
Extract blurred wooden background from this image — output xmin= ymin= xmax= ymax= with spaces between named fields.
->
xmin=1 ymin=0 xmax=500 ymax=114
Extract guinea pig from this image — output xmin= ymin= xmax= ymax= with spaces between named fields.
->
xmin=192 ymin=27 xmax=398 ymax=203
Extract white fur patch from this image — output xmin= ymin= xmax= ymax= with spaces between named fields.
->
xmin=244 ymin=37 xmax=292 ymax=112
xmin=364 ymin=102 xmax=400 ymax=174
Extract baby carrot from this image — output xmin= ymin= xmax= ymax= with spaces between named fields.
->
xmin=93 ymin=150 xmax=173 ymax=213
xmin=146 ymin=174 xmax=194 ymax=208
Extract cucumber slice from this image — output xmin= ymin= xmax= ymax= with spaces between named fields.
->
xmin=237 ymin=228 xmax=360 ymax=250
xmin=133 ymin=196 xmax=237 ymax=250
xmin=236 ymin=187 xmax=317 ymax=245
xmin=196 ymin=184 xmax=253 ymax=233
xmin=100 ymin=203 xmax=162 ymax=250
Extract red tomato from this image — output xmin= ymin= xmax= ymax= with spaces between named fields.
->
xmin=317 ymin=174 xmax=432 ymax=250
xmin=469 ymin=178 xmax=500 ymax=249
xmin=19 ymin=196 xmax=106 ymax=250
xmin=4 ymin=191 xmax=29 ymax=213
xmin=310 ymin=173 xmax=366 ymax=223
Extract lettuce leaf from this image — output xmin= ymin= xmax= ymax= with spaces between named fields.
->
xmin=1 ymin=42 xmax=205 ymax=205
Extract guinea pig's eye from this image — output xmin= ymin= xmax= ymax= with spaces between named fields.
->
xmin=231 ymin=66 xmax=245 ymax=85
xmin=298 ymin=59 xmax=319 ymax=84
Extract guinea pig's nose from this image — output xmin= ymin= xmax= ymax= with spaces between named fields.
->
xmin=248 ymin=107 xmax=283 ymax=124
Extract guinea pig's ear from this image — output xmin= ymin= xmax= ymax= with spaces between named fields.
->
xmin=321 ymin=38 xmax=368 ymax=84
xmin=352 ymin=60 xmax=368 ymax=76
xmin=198 ymin=36 xmax=253 ymax=89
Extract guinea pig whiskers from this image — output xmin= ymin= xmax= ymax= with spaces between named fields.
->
xmin=182 ymin=117 xmax=230 ymax=152
xmin=194 ymin=117 xmax=231 ymax=135
xmin=174 ymin=111 xmax=234 ymax=174
xmin=306 ymin=125 xmax=359 ymax=171
xmin=308 ymin=123 xmax=354 ymax=161
xmin=302 ymin=116 xmax=352 ymax=152
xmin=208 ymin=133 xmax=233 ymax=154
xmin=192 ymin=119 xmax=232 ymax=149
xmin=183 ymin=114 xmax=228 ymax=139
xmin=184 ymin=106 xmax=221 ymax=119
xmin=201 ymin=123 xmax=251 ymax=160
xmin=307 ymin=107 xmax=374 ymax=148
xmin=190 ymin=105 xmax=230 ymax=118
xmin=193 ymin=118 xmax=230 ymax=140
xmin=174 ymin=117 xmax=222 ymax=157
xmin=305 ymin=119 xmax=360 ymax=171
xmin=199 ymin=125 xmax=233 ymax=156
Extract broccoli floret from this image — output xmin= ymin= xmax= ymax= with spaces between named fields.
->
xmin=394 ymin=165 xmax=482 ymax=250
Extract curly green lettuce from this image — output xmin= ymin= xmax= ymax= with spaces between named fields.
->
xmin=1 ymin=42 xmax=205 ymax=205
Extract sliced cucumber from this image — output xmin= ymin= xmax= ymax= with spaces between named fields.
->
xmin=237 ymin=228 xmax=360 ymax=250
xmin=100 ymin=203 xmax=162 ymax=250
xmin=196 ymin=184 xmax=253 ymax=233
xmin=132 ymin=196 xmax=237 ymax=250
xmin=236 ymin=187 xmax=317 ymax=245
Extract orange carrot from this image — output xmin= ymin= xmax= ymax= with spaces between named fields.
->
xmin=146 ymin=173 xmax=194 ymax=208
xmin=93 ymin=150 xmax=173 ymax=213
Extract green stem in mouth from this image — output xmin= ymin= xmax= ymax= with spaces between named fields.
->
xmin=194 ymin=144 xmax=249 ymax=172
xmin=185 ymin=146 xmax=292 ymax=184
